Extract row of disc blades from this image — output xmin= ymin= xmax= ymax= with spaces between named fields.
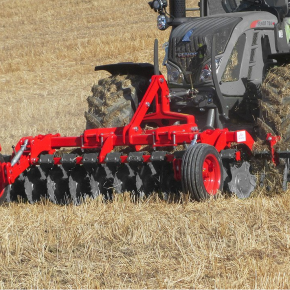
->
xmin=3 ymin=159 xmax=179 ymax=205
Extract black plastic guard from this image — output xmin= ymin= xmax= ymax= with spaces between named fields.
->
xmin=268 ymin=52 xmax=290 ymax=63
xmin=94 ymin=62 xmax=156 ymax=78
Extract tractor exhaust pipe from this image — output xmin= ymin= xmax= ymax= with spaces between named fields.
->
xmin=169 ymin=0 xmax=186 ymax=18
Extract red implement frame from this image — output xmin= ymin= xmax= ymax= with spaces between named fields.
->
xmin=0 ymin=75 xmax=255 ymax=196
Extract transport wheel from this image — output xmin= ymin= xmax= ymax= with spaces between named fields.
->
xmin=257 ymin=65 xmax=290 ymax=143
xmin=85 ymin=74 xmax=149 ymax=129
xmin=181 ymin=143 xmax=223 ymax=201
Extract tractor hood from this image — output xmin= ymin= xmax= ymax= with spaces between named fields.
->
xmin=167 ymin=16 xmax=242 ymax=85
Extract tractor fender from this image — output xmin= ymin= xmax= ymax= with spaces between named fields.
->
xmin=94 ymin=62 xmax=157 ymax=78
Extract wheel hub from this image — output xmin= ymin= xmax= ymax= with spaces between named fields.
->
xmin=202 ymin=153 xmax=221 ymax=195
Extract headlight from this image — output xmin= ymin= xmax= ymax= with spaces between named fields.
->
xmin=166 ymin=62 xmax=184 ymax=84
xmin=157 ymin=15 xmax=168 ymax=30
xmin=199 ymin=57 xmax=222 ymax=83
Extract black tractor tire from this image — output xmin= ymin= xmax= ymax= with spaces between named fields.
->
xmin=181 ymin=143 xmax=224 ymax=201
xmin=257 ymin=65 xmax=290 ymax=143
xmin=85 ymin=74 xmax=149 ymax=129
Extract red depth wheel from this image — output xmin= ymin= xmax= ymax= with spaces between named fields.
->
xmin=181 ymin=144 xmax=224 ymax=201
xmin=202 ymin=154 xmax=221 ymax=195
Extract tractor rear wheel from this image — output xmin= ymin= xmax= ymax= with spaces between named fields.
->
xmin=258 ymin=65 xmax=290 ymax=143
xmin=85 ymin=74 xmax=149 ymax=129
xmin=181 ymin=143 xmax=223 ymax=201
xmin=256 ymin=65 xmax=290 ymax=192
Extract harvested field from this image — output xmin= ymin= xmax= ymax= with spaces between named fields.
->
xmin=1 ymin=0 xmax=290 ymax=289
xmin=1 ymin=194 xmax=290 ymax=289
xmin=0 ymin=0 xmax=172 ymax=153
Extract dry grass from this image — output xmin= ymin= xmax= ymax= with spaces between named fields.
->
xmin=2 ymin=194 xmax=290 ymax=289
xmin=1 ymin=0 xmax=290 ymax=288
xmin=0 ymin=0 xmax=172 ymax=153
xmin=0 ymin=0 xmax=200 ymax=152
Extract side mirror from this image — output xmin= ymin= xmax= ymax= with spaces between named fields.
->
xmin=222 ymin=0 xmax=238 ymax=13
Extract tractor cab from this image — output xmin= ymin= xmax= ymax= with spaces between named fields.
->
xmin=201 ymin=0 xmax=289 ymax=17
xmin=148 ymin=0 xmax=290 ymax=131
xmin=149 ymin=0 xmax=289 ymax=23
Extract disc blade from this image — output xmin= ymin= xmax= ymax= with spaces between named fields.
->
xmin=89 ymin=173 xmax=101 ymax=199
xmin=69 ymin=166 xmax=92 ymax=205
xmin=228 ymin=162 xmax=257 ymax=199
xmin=24 ymin=166 xmax=47 ymax=204
xmin=47 ymin=166 xmax=70 ymax=205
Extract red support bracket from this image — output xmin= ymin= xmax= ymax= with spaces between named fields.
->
xmin=122 ymin=75 xmax=197 ymax=145
xmin=266 ymin=133 xmax=281 ymax=165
